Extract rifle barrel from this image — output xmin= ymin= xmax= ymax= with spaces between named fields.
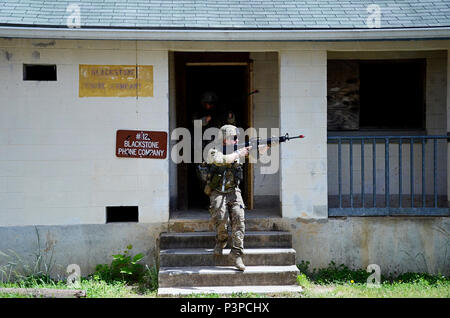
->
xmin=235 ymin=134 xmax=304 ymax=149
xmin=288 ymin=135 xmax=305 ymax=140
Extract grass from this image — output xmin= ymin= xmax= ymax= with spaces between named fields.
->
xmin=299 ymin=280 xmax=450 ymax=298
xmin=0 ymin=258 xmax=448 ymax=298
xmin=0 ymin=276 xmax=158 ymax=298
xmin=0 ymin=292 xmax=34 ymax=298
xmin=183 ymin=292 xmax=268 ymax=298
xmin=1 ymin=273 xmax=448 ymax=298
xmin=295 ymin=261 xmax=450 ymax=298
xmin=0 ymin=244 xmax=161 ymax=298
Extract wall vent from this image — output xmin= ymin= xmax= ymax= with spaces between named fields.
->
xmin=23 ymin=64 xmax=57 ymax=81
xmin=106 ymin=206 xmax=139 ymax=223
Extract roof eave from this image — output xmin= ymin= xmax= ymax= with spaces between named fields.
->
xmin=0 ymin=26 xmax=450 ymax=41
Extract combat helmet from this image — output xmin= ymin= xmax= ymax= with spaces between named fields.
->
xmin=200 ymin=91 xmax=218 ymax=105
xmin=220 ymin=124 xmax=239 ymax=140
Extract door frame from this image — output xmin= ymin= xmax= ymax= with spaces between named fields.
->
xmin=173 ymin=52 xmax=254 ymax=211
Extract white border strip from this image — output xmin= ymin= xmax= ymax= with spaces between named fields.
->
xmin=0 ymin=26 xmax=449 ymax=41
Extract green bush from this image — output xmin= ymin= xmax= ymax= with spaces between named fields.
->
xmin=314 ymin=261 xmax=370 ymax=284
xmin=92 ymin=245 xmax=145 ymax=284
xmin=385 ymin=272 xmax=449 ymax=285
xmin=298 ymin=260 xmax=370 ymax=284
xmin=297 ymin=260 xmax=449 ymax=286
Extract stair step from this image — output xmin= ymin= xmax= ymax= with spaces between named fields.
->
xmin=158 ymin=265 xmax=300 ymax=288
xmin=158 ymin=285 xmax=303 ymax=296
xmin=160 ymin=248 xmax=296 ymax=267
xmin=159 ymin=231 xmax=292 ymax=249
xmin=168 ymin=216 xmax=286 ymax=232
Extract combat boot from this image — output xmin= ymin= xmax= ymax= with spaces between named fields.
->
xmin=229 ymin=253 xmax=245 ymax=271
xmin=213 ymin=241 xmax=227 ymax=256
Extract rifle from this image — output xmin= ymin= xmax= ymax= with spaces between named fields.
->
xmin=197 ymin=133 xmax=305 ymax=194
xmin=226 ymin=133 xmax=305 ymax=159
xmin=233 ymin=133 xmax=305 ymax=152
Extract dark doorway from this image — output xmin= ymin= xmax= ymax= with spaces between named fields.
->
xmin=186 ymin=65 xmax=249 ymax=209
xmin=174 ymin=52 xmax=253 ymax=212
xmin=327 ymin=59 xmax=426 ymax=132
xmin=359 ymin=59 xmax=425 ymax=130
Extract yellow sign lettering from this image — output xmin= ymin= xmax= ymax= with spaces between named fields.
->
xmin=79 ymin=64 xmax=153 ymax=97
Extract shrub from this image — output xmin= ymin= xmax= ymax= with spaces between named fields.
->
xmin=297 ymin=260 xmax=371 ymax=284
xmin=298 ymin=260 xmax=449 ymax=286
xmin=386 ymin=272 xmax=449 ymax=285
xmin=297 ymin=260 xmax=311 ymax=275
xmin=92 ymin=245 xmax=144 ymax=284
xmin=314 ymin=261 xmax=370 ymax=284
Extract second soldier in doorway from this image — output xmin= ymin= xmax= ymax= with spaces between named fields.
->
xmin=205 ymin=124 xmax=251 ymax=271
xmin=193 ymin=92 xmax=238 ymax=206
xmin=192 ymin=91 xmax=236 ymax=132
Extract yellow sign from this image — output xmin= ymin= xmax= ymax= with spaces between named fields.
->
xmin=79 ymin=65 xmax=153 ymax=97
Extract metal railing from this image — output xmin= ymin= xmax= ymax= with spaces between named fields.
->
xmin=327 ymin=135 xmax=449 ymax=216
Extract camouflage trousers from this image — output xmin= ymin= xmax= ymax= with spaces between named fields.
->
xmin=209 ymin=188 xmax=245 ymax=257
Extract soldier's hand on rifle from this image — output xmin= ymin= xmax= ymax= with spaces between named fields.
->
xmin=258 ymin=144 xmax=270 ymax=155
xmin=237 ymin=146 xmax=252 ymax=157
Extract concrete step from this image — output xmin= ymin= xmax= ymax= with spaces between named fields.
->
xmin=160 ymin=248 xmax=296 ymax=267
xmin=158 ymin=285 xmax=303 ymax=297
xmin=159 ymin=231 xmax=292 ymax=249
xmin=158 ymin=265 xmax=300 ymax=288
xmin=168 ymin=216 xmax=288 ymax=232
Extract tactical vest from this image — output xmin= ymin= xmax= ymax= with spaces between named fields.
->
xmin=197 ymin=162 xmax=243 ymax=195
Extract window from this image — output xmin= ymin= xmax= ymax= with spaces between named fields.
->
xmin=23 ymin=64 xmax=57 ymax=81
xmin=327 ymin=59 xmax=425 ymax=131
xmin=106 ymin=206 xmax=139 ymax=223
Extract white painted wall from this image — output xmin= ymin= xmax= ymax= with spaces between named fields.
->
xmin=0 ymin=39 xmax=169 ymax=226
xmin=1 ymin=39 xmax=449 ymax=225
xmin=279 ymin=50 xmax=328 ymax=219
xmin=250 ymin=52 xmax=280 ymax=205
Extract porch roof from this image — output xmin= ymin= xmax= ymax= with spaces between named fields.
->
xmin=0 ymin=0 xmax=449 ymax=41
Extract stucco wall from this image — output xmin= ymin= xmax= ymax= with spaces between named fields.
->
xmin=0 ymin=39 xmax=170 ymax=226
xmin=0 ymin=223 xmax=166 ymax=279
xmin=0 ymin=217 xmax=448 ymax=279
xmin=290 ymin=216 xmax=450 ymax=276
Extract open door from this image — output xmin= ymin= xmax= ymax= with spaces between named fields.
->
xmin=174 ymin=52 xmax=254 ymax=212
xmin=244 ymin=60 xmax=254 ymax=210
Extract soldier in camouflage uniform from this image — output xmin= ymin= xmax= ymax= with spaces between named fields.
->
xmin=192 ymin=92 xmax=238 ymax=206
xmin=205 ymin=125 xmax=251 ymax=271
xmin=192 ymin=91 xmax=237 ymax=130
